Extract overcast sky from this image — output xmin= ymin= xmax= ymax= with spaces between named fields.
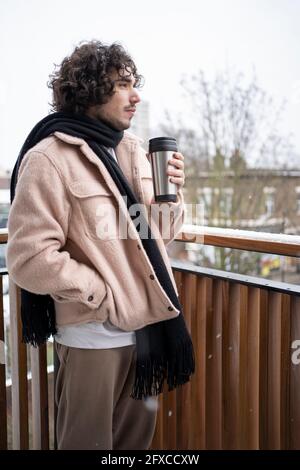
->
xmin=0 ymin=0 xmax=299 ymax=171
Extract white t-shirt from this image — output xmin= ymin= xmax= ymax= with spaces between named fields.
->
xmin=54 ymin=147 xmax=136 ymax=349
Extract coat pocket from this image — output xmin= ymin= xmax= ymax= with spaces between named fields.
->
xmin=68 ymin=180 xmax=119 ymax=241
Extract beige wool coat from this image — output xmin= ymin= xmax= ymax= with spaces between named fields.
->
xmin=6 ymin=131 xmax=185 ymax=331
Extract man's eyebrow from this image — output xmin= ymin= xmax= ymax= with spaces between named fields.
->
xmin=115 ymin=77 xmax=137 ymax=85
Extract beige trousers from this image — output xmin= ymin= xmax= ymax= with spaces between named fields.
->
xmin=55 ymin=342 xmax=158 ymax=450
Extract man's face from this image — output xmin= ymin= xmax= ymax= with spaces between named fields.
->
xmin=86 ymin=68 xmax=141 ymax=131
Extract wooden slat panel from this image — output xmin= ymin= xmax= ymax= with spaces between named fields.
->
xmin=221 ymin=280 xmax=229 ymax=449
xmin=176 ymin=272 xmax=194 ymax=449
xmin=205 ymin=276 xmax=213 ymax=448
xmin=0 ymin=276 xmax=7 ymax=449
xmin=174 ymin=270 xmax=183 ymax=303
xmin=53 ymin=341 xmax=59 ymax=450
xmin=238 ymin=285 xmax=248 ymax=449
xmin=280 ymin=294 xmax=291 ymax=449
xmin=224 ymin=283 xmax=248 ymax=449
xmin=259 ymin=289 xmax=269 ymax=449
xmin=290 ymin=296 xmax=300 ymax=449
xmin=247 ymin=287 xmax=261 ymax=449
xmin=9 ymin=280 xmax=29 ymax=449
xmin=206 ymin=278 xmax=223 ymax=449
xmin=223 ymin=283 xmax=240 ymax=449
xmin=267 ymin=291 xmax=282 ymax=449
xmin=30 ymin=344 xmax=49 ymax=449
xmin=187 ymin=273 xmax=197 ymax=449
xmin=171 ymin=269 xmax=183 ymax=450
xmin=191 ymin=276 xmax=207 ymax=449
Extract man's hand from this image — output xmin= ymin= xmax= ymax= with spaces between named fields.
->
xmin=167 ymin=152 xmax=185 ymax=187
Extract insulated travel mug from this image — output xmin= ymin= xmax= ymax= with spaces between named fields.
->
xmin=148 ymin=137 xmax=178 ymax=203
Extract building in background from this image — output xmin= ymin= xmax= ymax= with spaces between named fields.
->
xmin=186 ymin=168 xmax=300 ymax=235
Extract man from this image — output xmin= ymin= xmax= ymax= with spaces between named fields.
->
xmin=7 ymin=40 xmax=194 ymax=450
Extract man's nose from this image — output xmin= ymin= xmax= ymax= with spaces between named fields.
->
xmin=131 ymin=89 xmax=141 ymax=104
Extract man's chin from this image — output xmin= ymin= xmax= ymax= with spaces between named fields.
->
xmin=119 ymin=121 xmax=131 ymax=131
xmin=97 ymin=116 xmax=129 ymax=132
xmin=109 ymin=118 xmax=131 ymax=132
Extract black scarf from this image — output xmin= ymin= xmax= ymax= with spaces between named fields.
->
xmin=10 ymin=111 xmax=195 ymax=399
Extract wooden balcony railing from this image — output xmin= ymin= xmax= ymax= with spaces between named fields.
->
xmin=1 ymin=226 xmax=300 ymax=450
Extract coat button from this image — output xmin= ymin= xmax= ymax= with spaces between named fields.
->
xmin=88 ymin=295 xmax=94 ymax=302
xmin=149 ymin=274 xmax=155 ymax=280
xmin=168 ymin=306 xmax=174 ymax=311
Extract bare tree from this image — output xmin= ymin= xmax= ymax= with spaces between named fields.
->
xmin=159 ymin=69 xmax=295 ymax=273
xmin=160 ymin=69 xmax=293 ymax=169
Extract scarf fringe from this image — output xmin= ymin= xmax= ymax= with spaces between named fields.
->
xmin=131 ymin=336 xmax=195 ymax=400
xmin=167 ymin=335 xmax=195 ymax=390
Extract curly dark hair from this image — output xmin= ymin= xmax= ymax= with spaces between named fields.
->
xmin=48 ymin=40 xmax=143 ymax=114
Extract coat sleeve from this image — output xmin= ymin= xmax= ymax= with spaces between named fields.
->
xmin=6 ymin=150 xmax=107 ymax=310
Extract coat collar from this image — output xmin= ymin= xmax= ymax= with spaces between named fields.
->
xmin=53 ymin=130 xmax=143 ymax=148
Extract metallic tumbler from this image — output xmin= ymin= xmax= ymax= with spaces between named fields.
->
xmin=148 ymin=137 xmax=178 ymax=203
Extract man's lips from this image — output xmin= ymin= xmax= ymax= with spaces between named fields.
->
xmin=125 ymin=109 xmax=136 ymax=115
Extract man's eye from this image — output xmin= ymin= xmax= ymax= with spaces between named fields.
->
xmin=119 ymin=82 xmax=127 ymax=88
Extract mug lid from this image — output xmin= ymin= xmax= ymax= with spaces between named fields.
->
xmin=149 ymin=137 xmax=176 ymax=143
xmin=149 ymin=136 xmax=177 ymax=153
